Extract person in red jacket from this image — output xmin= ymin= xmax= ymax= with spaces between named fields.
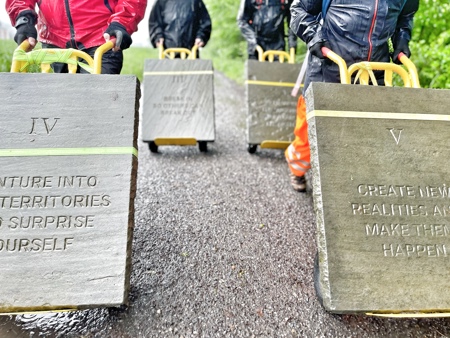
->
xmin=6 ymin=0 xmax=147 ymax=74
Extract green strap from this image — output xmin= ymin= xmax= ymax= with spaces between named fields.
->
xmin=13 ymin=49 xmax=93 ymax=73
xmin=0 ymin=147 xmax=138 ymax=157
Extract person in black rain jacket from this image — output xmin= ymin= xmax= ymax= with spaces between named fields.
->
xmin=237 ymin=0 xmax=297 ymax=59
xmin=285 ymin=0 xmax=419 ymax=193
xmin=291 ymin=0 xmax=419 ymax=91
xmin=149 ymin=0 xmax=212 ymax=53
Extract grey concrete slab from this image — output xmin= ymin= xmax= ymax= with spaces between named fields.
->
xmin=142 ymin=59 xmax=215 ymax=142
xmin=306 ymin=82 xmax=450 ymax=314
xmin=246 ymin=60 xmax=300 ymax=145
xmin=0 ymin=73 xmax=139 ymax=312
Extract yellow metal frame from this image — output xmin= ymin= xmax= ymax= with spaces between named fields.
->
xmin=260 ymin=140 xmax=291 ymax=150
xmin=153 ymin=46 xmax=204 ymax=148
xmin=322 ymin=47 xmax=420 ymax=88
xmin=10 ymin=40 xmax=115 ymax=74
xmin=367 ymin=312 xmax=450 ymax=318
xmin=255 ymin=45 xmax=295 ymax=64
xmin=158 ymin=45 xmax=199 ymax=60
xmin=251 ymin=46 xmax=296 ymax=150
xmin=154 ymin=137 xmax=198 ymax=146
xmin=0 ymin=308 xmax=78 ymax=316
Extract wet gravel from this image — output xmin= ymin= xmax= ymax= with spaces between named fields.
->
xmin=0 ymin=72 xmax=450 ymax=337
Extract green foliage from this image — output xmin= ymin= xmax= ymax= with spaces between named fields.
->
xmin=0 ymin=39 xmax=41 ymax=73
xmin=203 ymin=0 xmax=246 ymax=60
xmin=410 ymin=0 xmax=450 ymax=88
xmin=122 ymin=47 xmax=158 ymax=82
xmin=201 ymin=0 xmax=247 ymax=83
xmin=0 ymin=39 xmax=16 ymax=72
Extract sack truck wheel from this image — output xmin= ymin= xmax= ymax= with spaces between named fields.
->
xmin=199 ymin=141 xmax=208 ymax=152
xmin=149 ymin=141 xmax=158 ymax=153
xmin=247 ymin=144 xmax=257 ymax=154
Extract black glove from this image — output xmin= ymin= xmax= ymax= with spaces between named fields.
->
xmin=392 ymin=38 xmax=411 ymax=64
xmin=104 ymin=22 xmax=132 ymax=50
xmin=309 ymin=40 xmax=331 ymax=59
xmin=14 ymin=11 xmax=37 ymax=45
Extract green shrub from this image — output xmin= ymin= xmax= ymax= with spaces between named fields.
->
xmin=410 ymin=0 xmax=450 ymax=88
xmin=0 ymin=39 xmax=16 ymax=72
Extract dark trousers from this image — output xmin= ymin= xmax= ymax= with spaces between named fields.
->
xmin=41 ymin=43 xmax=123 ymax=74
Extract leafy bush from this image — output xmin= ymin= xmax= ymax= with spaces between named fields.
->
xmin=410 ymin=0 xmax=450 ymax=88
xmin=201 ymin=0 xmax=247 ymax=83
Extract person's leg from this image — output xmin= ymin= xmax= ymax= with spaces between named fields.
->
xmin=285 ymin=95 xmax=311 ymax=192
xmin=248 ymin=51 xmax=258 ymax=60
xmin=82 ymin=47 xmax=123 ymax=74
xmin=99 ymin=49 xmax=123 ymax=74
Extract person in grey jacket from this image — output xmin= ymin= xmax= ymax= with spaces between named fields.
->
xmin=149 ymin=0 xmax=211 ymax=52
xmin=285 ymin=0 xmax=419 ymax=192
xmin=237 ymin=0 xmax=298 ymax=59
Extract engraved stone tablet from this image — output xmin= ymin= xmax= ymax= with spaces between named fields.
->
xmin=0 ymin=73 xmax=139 ymax=313
xmin=246 ymin=60 xmax=300 ymax=145
xmin=307 ymin=82 xmax=450 ymax=314
xmin=142 ymin=59 xmax=215 ymax=142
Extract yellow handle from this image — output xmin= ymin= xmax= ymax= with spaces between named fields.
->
xmin=11 ymin=39 xmax=115 ymax=74
xmin=159 ymin=45 xmax=199 ymax=60
xmin=255 ymin=45 xmax=295 ymax=64
xmin=398 ymin=52 xmax=420 ymax=88
xmin=321 ymin=47 xmax=420 ymax=88
xmin=93 ymin=39 xmax=115 ymax=74
xmin=321 ymin=47 xmax=350 ymax=84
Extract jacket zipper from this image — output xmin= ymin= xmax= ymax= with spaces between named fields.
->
xmin=64 ymin=0 xmax=77 ymax=48
xmin=367 ymin=0 xmax=379 ymax=61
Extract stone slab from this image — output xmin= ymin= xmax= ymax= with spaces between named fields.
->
xmin=0 ymin=73 xmax=139 ymax=313
xmin=142 ymin=59 xmax=215 ymax=141
xmin=245 ymin=60 xmax=300 ymax=145
xmin=307 ymin=82 xmax=450 ymax=314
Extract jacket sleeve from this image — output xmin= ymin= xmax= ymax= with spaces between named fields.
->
xmin=5 ymin=0 xmax=37 ymax=26
xmin=148 ymin=0 xmax=164 ymax=47
xmin=237 ymin=0 xmax=257 ymax=45
xmin=392 ymin=0 xmax=419 ymax=45
xmin=109 ymin=0 xmax=147 ymax=34
xmin=196 ymin=0 xmax=212 ymax=46
xmin=286 ymin=0 xmax=297 ymax=50
xmin=290 ymin=0 xmax=324 ymax=49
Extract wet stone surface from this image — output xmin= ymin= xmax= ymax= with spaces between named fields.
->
xmin=0 ymin=74 xmax=450 ymax=337
xmin=245 ymin=60 xmax=299 ymax=145
xmin=142 ymin=59 xmax=215 ymax=142
xmin=307 ymin=82 xmax=450 ymax=313
xmin=0 ymin=74 xmax=139 ymax=313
